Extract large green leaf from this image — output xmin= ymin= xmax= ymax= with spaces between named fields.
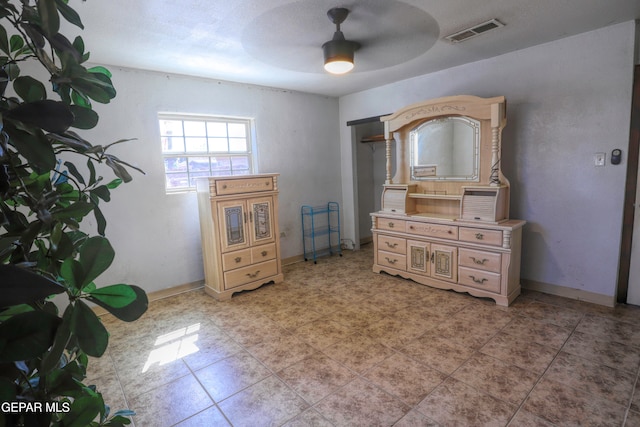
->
xmin=49 ymin=230 xmax=74 ymax=260
xmin=70 ymin=300 xmax=108 ymax=357
xmin=78 ymin=236 xmax=114 ymax=288
xmin=50 ymin=33 xmax=81 ymax=62
xmin=87 ymin=65 xmax=112 ymax=78
xmin=104 ymin=156 xmax=133 ymax=183
xmin=5 ymin=99 xmax=74 ymax=133
xmin=9 ymin=34 xmax=24 ymax=53
xmin=40 ymin=304 xmax=72 ymax=374
xmin=0 ymin=264 xmax=65 ymax=308
xmin=89 ymin=285 xmax=148 ymax=322
xmin=87 ymin=284 xmax=137 ymax=309
xmin=21 ymin=23 xmax=46 ymax=49
xmin=106 ymin=178 xmax=123 ymax=190
xmin=0 ymin=311 xmax=60 ymax=362
xmin=93 ymin=204 xmax=107 ymax=236
xmin=48 ymin=130 xmax=92 ymax=152
xmin=69 ymin=105 xmax=98 ymax=129
xmin=0 ymin=24 xmax=9 ymax=55
xmin=5 ymin=124 xmax=55 ymax=172
xmin=60 ymin=258 xmax=83 ymax=291
xmin=63 ymin=160 xmax=85 ymax=185
xmin=63 ymin=394 xmax=105 ymax=427
xmin=90 ymin=185 xmax=111 ymax=202
xmin=13 ymin=76 xmax=46 ymax=102
xmin=37 ymin=0 xmax=60 ymax=36
xmin=54 ymin=0 xmax=83 ymax=29
xmin=0 ymin=68 xmax=9 ymax=98
xmin=51 ymin=200 xmax=94 ymax=221
xmin=0 ymin=305 xmax=33 ymax=322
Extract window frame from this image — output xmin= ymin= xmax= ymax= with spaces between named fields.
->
xmin=158 ymin=113 xmax=256 ymax=193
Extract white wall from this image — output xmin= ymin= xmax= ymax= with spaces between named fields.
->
xmin=339 ymin=21 xmax=636 ymax=299
xmin=81 ymin=68 xmax=341 ymax=293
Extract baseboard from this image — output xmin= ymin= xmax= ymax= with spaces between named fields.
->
xmin=521 ymin=279 xmax=615 ymax=307
xmin=93 ymin=280 xmax=205 ymax=316
xmin=282 ymin=254 xmax=305 ymax=265
xmin=360 ymin=236 xmax=373 ymax=245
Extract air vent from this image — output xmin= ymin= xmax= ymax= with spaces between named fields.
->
xmin=444 ymin=19 xmax=504 ymax=43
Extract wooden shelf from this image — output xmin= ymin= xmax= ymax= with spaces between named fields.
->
xmin=360 ymin=134 xmax=385 ymax=143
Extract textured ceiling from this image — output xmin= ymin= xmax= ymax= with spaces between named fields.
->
xmin=63 ymin=0 xmax=640 ymax=97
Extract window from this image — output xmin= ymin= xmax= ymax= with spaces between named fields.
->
xmin=159 ymin=114 xmax=254 ymax=191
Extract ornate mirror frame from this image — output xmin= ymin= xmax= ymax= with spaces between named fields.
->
xmin=381 ymin=95 xmax=506 ymax=190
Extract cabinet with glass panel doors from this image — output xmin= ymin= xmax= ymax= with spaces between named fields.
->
xmin=196 ymin=174 xmax=283 ymax=300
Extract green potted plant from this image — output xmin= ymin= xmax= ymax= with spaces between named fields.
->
xmin=0 ymin=1 xmax=147 ymax=425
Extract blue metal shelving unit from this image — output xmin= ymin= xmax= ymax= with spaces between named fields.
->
xmin=301 ymin=202 xmax=342 ymax=263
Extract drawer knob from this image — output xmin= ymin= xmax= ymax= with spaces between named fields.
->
xmin=261 ymin=250 xmax=268 ymax=257
xmin=475 ymin=233 xmax=484 ymax=240
xmin=235 ymin=257 xmax=242 ymax=263
xmin=470 ymin=275 xmax=488 ymax=284
xmin=388 ymin=222 xmax=395 ymax=228
xmin=384 ymin=257 xmax=397 ymax=265
xmin=409 ymin=225 xmax=414 ymax=230
xmin=246 ymin=270 xmax=261 ymax=279
xmin=470 ymin=257 xmax=488 ymax=265
xmin=385 ymin=242 xmax=398 ymax=248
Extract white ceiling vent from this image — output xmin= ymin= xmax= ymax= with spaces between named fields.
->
xmin=444 ymin=19 xmax=504 ymax=43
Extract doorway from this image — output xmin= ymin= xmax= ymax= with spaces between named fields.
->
xmin=348 ymin=115 xmax=389 ymax=247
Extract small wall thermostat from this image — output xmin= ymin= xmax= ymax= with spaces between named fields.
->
xmin=611 ymin=149 xmax=622 ymax=165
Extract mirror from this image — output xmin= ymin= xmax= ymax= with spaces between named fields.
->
xmin=410 ymin=116 xmax=480 ymax=181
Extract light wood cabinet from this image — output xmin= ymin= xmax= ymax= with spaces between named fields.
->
xmin=372 ymin=95 xmax=525 ymax=306
xmin=372 ymin=214 xmax=522 ymax=305
xmin=196 ymin=174 xmax=283 ymax=300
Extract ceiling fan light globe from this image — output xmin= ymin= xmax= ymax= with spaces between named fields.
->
xmin=322 ymin=38 xmax=357 ymax=74
xmin=324 ymin=60 xmax=354 ymax=74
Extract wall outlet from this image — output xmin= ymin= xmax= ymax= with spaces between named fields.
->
xmin=594 ymin=152 xmax=606 ymax=167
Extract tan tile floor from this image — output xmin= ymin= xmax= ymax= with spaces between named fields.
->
xmin=88 ymin=244 xmax=640 ymax=426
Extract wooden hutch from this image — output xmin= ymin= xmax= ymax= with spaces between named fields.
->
xmin=371 ymin=95 xmax=525 ymax=306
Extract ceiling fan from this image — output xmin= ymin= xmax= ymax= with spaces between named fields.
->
xmin=241 ymin=1 xmax=438 ymax=75
xmin=321 ymin=7 xmax=360 ymax=74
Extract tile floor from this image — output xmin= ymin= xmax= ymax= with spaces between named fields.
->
xmin=88 ymin=244 xmax=640 ymax=426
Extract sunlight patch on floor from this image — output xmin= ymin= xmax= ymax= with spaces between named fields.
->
xmin=142 ymin=323 xmax=201 ymax=373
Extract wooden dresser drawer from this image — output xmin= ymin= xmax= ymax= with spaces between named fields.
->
xmin=222 ymin=248 xmax=252 ymax=271
xmin=215 ymin=176 xmax=274 ymax=195
xmin=459 ymin=227 xmax=502 ymax=246
xmin=458 ymin=248 xmax=501 ymax=273
xmin=224 ymin=259 xmax=278 ymax=289
xmin=377 ymin=250 xmax=406 ymax=270
xmin=252 ymin=243 xmax=276 ymax=263
xmin=377 ymin=218 xmax=406 ymax=232
xmin=458 ymin=266 xmax=501 ymax=293
xmin=406 ymin=221 xmax=458 ymax=240
xmin=377 ymin=235 xmax=406 ymax=254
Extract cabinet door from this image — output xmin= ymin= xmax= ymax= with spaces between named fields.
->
xmin=218 ymin=200 xmax=249 ymax=252
xmin=407 ymin=240 xmax=430 ymax=275
xmin=431 ymin=243 xmax=458 ymax=282
xmin=248 ymin=196 xmax=275 ymax=246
